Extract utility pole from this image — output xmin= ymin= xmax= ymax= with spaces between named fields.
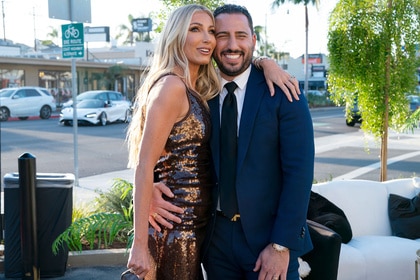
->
xmin=33 ymin=6 xmax=37 ymax=51
xmin=1 ymin=0 xmax=6 ymax=41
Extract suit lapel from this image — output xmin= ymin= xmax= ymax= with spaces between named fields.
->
xmin=209 ymin=96 xmax=221 ymax=178
xmin=237 ymin=66 xmax=266 ymax=171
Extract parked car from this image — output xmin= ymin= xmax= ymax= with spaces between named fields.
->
xmin=345 ymin=97 xmax=362 ymax=127
xmin=59 ymin=98 xmax=131 ymax=126
xmin=306 ymin=90 xmax=325 ymax=96
xmin=0 ymin=86 xmax=57 ymax=121
xmin=407 ymin=95 xmax=420 ymax=112
xmin=345 ymin=95 xmax=419 ymax=127
xmin=62 ymin=90 xmax=128 ymax=108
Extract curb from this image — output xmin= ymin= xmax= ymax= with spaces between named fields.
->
xmin=6 ymin=114 xmax=60 ymax=122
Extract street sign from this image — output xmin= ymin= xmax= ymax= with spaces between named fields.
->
xmin=48 ymin=0 xmax=91 ymax=23
xmin=62 ymin=23 xmax=85 ymax=59
xmin=132 ymin=18 xmax=152 ymax=32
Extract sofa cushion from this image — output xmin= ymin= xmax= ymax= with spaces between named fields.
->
xmin=307 ymin=191 xmax=353 ymax=243
xmin=388 ymin=193 xmax=420 ymax=239
xmin=341 ymin=236 xmax=419 ymax=280
xmin=312 ymin=180 xmax=391 ymax=236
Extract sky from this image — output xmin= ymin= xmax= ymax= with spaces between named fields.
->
xmin=1 ymin=0 xmax=338 ymax=58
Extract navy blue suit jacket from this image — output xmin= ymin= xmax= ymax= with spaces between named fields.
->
xmin=207 ymin=65 xmax=314 ymax=257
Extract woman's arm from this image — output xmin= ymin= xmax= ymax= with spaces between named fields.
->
xmin=127 ymin=76 xmax=189 ymax=278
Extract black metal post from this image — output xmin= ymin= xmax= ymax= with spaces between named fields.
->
xmin=18 ymin=153 xmax=40 ymax=280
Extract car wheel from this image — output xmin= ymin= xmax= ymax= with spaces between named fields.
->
xmin=0 ymin=107 xmax=10 ymax=121
xmin=40 ymin=105 xmax=52 ymax=119
xmin=346 ymin=119 xmax=356 ymax=127
xmin=64 ymin=120 xmax=72 ymax=126
xmin=18 ymin=117 xmax=29 ymax=120
xmin=124 ymin=109 xmax=132 ymax=123
xmin=99 ymin=113 xmax=107 ymax=126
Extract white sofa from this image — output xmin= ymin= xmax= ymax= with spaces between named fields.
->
xmin=311 ymin=177 xmax=420 ymax=280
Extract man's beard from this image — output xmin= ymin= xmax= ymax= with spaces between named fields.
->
xmin=214 ymin=51 xmax=253 ymax=77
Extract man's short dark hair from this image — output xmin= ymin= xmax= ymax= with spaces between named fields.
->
xmin=213 ymin=4 xmax=254 ymax=34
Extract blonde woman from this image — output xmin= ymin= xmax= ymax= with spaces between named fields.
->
xmin=126 ymin=5 xmax=219 ymax=280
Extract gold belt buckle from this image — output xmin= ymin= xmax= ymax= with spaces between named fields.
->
xmin=231 ymin=214 xmax=240 ymax=222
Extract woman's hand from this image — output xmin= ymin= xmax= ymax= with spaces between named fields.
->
xmin=256 ymin=57 xmax=301 ymax=101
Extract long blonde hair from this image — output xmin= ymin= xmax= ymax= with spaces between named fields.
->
xmin=126 ymin=4 xmax=220 ymax=168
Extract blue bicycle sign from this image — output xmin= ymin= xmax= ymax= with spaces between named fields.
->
xmin=61 ymin=23 xmax=84 ymax=59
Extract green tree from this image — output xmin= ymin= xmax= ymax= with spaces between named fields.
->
xmin=327 ymin=0 xmax=420 ymax=181
xmin=38 ymin=26 xmax=59 ymax=47
xmin=271 ymin=0 xmax=320 ymax=96
xmin=159 ymin=0 xmax=225 ymax=11
xmin=153 ymin=0 xmax=225 ymax=34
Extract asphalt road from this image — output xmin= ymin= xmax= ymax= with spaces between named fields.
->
xmin=1 ymin=107 xmax=419 ymax=189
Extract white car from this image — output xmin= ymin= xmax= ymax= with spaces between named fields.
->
xmin=59 ymin=99 xmax=131 ymax=126
xmin=0 ymin=87 xmax=57 ymax=121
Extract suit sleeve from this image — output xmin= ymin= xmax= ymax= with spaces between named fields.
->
xmin=271 ymin=93 xmax=315 ymax=251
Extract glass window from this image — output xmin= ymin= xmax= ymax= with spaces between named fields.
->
xmin=0 ymin=69 xmax=25 ymax=88
xmin=25 ymin=89 xmax=41 ymax=97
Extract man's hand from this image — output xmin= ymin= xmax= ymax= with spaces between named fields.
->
xmin=259 ymin=58 xmax=300 ymax=101
xmin=148 ymin=182 xmax=184 ymax=231
xmin=253 ymin=243 xmax=290 ymax=280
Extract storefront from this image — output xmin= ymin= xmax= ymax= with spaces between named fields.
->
xmin=0 ymin=56 xmax=143 ymax=104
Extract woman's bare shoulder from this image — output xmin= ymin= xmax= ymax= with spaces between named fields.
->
xmin=150 ymin=74 xmax=186 ymax=99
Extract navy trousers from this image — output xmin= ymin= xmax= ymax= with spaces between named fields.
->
xmin=203 ymin=214 xmax=299 ymax=280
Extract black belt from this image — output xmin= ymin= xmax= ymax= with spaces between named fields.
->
xmin=217 ymin=211 xmax=241 ymax=222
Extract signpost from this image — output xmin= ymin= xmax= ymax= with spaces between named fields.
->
xmin=50 ymin=0 xmax=92 ymax=197
xmin=61 ymin=23 xmax=85 ymax=187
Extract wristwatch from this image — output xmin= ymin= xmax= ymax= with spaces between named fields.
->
xmin=272 ymin=243 xmax=289 ymax=253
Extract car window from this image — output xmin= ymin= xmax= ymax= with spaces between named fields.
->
xmin=98 ymin=93 xmax=107 ymax=101
xmin=15 ymin=90 xmax=26 ymax=98
xmin=39 ymin=88 xmax=52 ymax=96
xmin=108 ymin=92 xmax=121 ymax=101
xmin=78 ymin=99 xmax=104 ymax=108
xmin=25 ymin=89 xmax=41 ymax=97
xmin=0 ymin=89 xmax=14 ymax=97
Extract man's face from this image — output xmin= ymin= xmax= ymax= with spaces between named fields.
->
xmin=213 ymin=13 xmax=256 ymax=80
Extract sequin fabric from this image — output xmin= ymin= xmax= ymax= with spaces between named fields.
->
xmin=146 ymin=88 xmax=213 ymax=280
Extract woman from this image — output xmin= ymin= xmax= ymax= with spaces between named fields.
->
xmin=126 ymin=5 xmax=220 ymax=280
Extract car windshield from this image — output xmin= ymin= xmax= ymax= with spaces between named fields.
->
xmin=0 ymin=89 xmax=15 ymax=97
xmin=408 ymin=96 xmax=420 ymax=103
xmin=76 ymin=99 xmax=105 ymax=108
xmin=76 ymin=91 xmax=101 ymax=100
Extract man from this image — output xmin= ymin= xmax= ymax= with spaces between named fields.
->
xmin=151 ymin=4 xmax=314 ymax=280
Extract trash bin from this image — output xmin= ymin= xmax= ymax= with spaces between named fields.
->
xmin=4 ymin=172 xmax=74 ymax=278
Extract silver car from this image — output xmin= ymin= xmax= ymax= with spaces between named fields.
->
xmin=0 ymin=87 xmax=57 ymax=121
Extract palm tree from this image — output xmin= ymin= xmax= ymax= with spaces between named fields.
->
xmin=115 ymin=14 xmax=136 ymax=45
xmin=271 ymin=0 xmax=320 ymax=95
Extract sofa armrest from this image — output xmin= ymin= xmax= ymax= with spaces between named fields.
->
xmin=302 ymin=220 xmax=342 ymax=280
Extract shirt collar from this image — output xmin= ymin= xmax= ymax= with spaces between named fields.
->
xmin=220 ymin=65 xmax=252 ymax=93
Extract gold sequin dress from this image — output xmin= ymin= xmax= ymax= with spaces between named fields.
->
xmin=146 ymin=86 xmax=213 ymax=280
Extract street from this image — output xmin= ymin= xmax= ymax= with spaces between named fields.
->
xmin=1 ymin=107 xmax=419 ymax=190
